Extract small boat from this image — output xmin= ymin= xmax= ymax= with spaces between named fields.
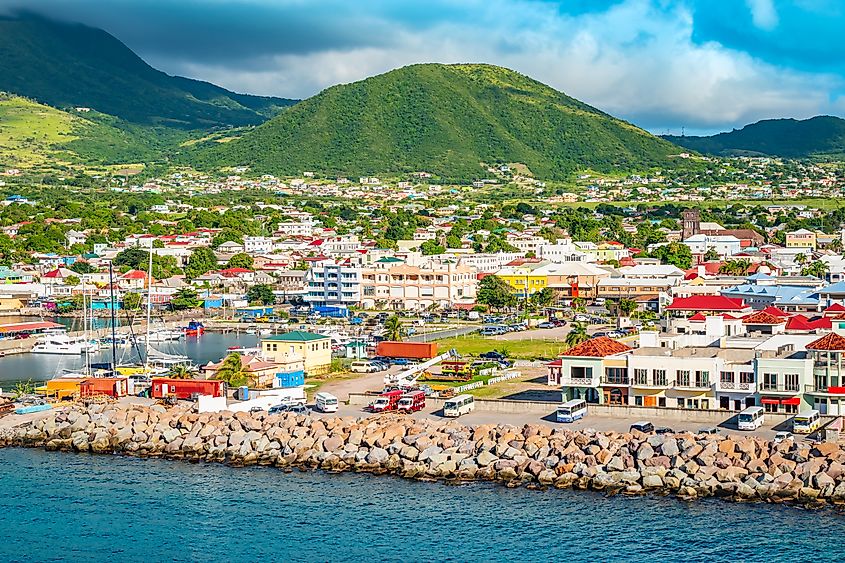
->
xmin=183 ymin=321 xmax=205 ymax=336
xmin=226 ymin=345 xmax=260 ymax=355
xmin=14 ymin=403 xmax=52 ymax=415
xmin=139 ymin=329 xmax=183 ymax=342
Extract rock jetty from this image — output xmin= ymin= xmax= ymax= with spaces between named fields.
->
xmin=3 ymin=404 xmax=845 ymax=506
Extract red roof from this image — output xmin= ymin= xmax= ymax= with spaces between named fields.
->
xmin=563 ymin=336 xmax=632 ymax=358
xmin=689 ymin=312 xmax=739 ymax=322
xmin=761 ymin=306 xmax=789 ymax=317
xmin=806 ymin=333 xmax=845 ymax=351
xmin=742 ymin=311 xmax=787 ymax=325
xmin=0 ymin=321 xmax=64 ymax=334
xmin=785 ymin=315 xmax=814 ymax=331
xmin=42 ymin=268 xmax=65 ymax=278
xmin=825 ymin=303 xmax=845 ymax=313
xmin=666 ymin=295 xmax=747 ymax=312
xmin=122 ymin=270 xmax=149 ymax=280
xmin=808 ymin=317 xmax=832 ymax=330
xmin=219 ymin=267 xmax=252 ymax=274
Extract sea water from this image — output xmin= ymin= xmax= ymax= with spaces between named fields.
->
xmin=0 ymin=448 xmax=841 ymax=562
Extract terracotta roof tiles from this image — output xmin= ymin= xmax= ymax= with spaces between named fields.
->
xmin=563 ymin=336 xmax=632 ymax=358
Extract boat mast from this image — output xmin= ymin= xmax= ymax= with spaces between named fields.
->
xmin=82 ymin=276 xmax=90 ymax=376
xmin=108 ymin=261 xmax=118 ymax=373
xmin=144 ymin=240 xmax=153 ymax=370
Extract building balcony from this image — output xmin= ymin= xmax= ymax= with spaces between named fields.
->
xmin=716 ymin=380 xmax=757 ymax=393
xmin=804 ymin=384 xmax=845 ymax=395
xmin=562 ymin=377 xmax=599 ymax=388
xmin=759 ymin=383 xmax=801 ymax=394
xmin=631 ymin=380 xmax=670 ymax=389
xmin=600 ymin=377 xmax=630 ymax=386
xmin=673 ymin=380 xmax=712 ymax=391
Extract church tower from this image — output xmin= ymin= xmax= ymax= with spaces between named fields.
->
xmin=681 ymin=209 xmax=700 ymax=241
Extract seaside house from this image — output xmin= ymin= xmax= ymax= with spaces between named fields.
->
xmin=260 ymin=331 xmax=332 ymax=376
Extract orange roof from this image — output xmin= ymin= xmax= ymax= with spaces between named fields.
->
xmin=563 ymin=336 xmax=632 ymax=358
xmin=761 ymin=306 xmax=789 ymax=317
xmin=742 ymin=311 xmax=787 ymax=325
xmin=806 ymin=333 xmax=845 ymax=351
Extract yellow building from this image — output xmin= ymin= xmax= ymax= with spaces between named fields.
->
xmin=495 ymin=262 xmax=548 ymax=298
xmin=785 ymin=229 xmax=817 ymax=250
xmin=261 ymin=330 xmax=332 ymax=376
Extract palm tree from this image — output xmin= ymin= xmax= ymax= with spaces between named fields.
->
xmin=384 ymin=315 xmax=404 ymax=341
xmin=565 ymin=322 xmax=590 ymax=349
xmin=168 ymin=364 xmax=194 ymax=379
xmin=801 ymin=260 xmax=829 ymax=279
xmin=214 ymin=353 xmax=252 ymax=387
xmin=795 ymin=252 xmax=807 ymax=266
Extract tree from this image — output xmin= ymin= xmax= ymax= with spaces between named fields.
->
xmin=703 ymin=247 xmax=720 ymax=262
xmin=565 ymin=322 xmax=589 ymax=349
xmin=168 ymin=364 xmax=194 ymax=379
xmin=650 ymin=242 xmax=692 ymax=270
xmin=213 ymin=353 xmax=252 ymax=387
xmin=420 ymin=240 xmax=445 ymax=255
xmin=247 ymin=284 xmax=275 ymax=305
xmin=801 ymin=260 xmax=829 ymax=279
xmin=227 ymin=253 xmax=255 ymax=270
xmin=64 ymin=275 xmax=80 ymax=287
xmin=795 ymin=252 xmax=808 ymax=266
xmin=169 ymin=287 xmax=201 ymax=311
xmin=617 ymin=298 xmax=637 ymax=317
xmin=530 ymin=287 xmax=555 ymax=308
xmin=477 ymin=275 xmax=516 ymax=311
xmin=113 ymin=247 xmax=149 ymax=270
xmin=184 ymin=247 xmax=219 ymax=280
xmin=384 ymin=315 xmax=404 ymax=341
xmin=122 ymin=292 xmax=143 ymax=311
xmin=69 ymin=261 xmax=97 ymax=274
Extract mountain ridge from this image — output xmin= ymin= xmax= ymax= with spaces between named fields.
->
xmin=192 ymin=62 xmax=681 ymax=180
xmin=0 ymin=13 xmax=297 ymax=129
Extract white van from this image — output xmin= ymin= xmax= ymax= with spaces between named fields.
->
xmin=351 ymin=360 xmax=376 ymax=373
xmin=315 ymin=392 xmax=339 ymax=413
xmin=737 ymin=406 xmax=765 ymax=430
xmin=443 ymin=394 xmax=475 ymax=417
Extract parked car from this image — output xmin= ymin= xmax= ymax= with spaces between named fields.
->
xmin=630 ymin=421 xmax=655 ymax=433
xmin=655 ymin=427 xmax=674 ymax=435
xmin=480 ymin=351 xmax=506 ymax=361
xmin=574 ymin=314 xmax=589 ymax=322
xmin=268 ymin=404 xmax=290 ymax=415
xmin=537 ymin=321 xmax=556 ymax=329
xmin=480 ymin=326 xmax=500 ymax=336
xmin=249 ymin=406 xmax=265 ymax=414
xmin=552 ymin=319 xmax=568 ymax=327
xmin=699 ymin=427 xmax=721 ymax=435
xmin=774 ymin=431 xmax=792 ymax=444
xmin=288 ymin=404 xmax=311 ymax=415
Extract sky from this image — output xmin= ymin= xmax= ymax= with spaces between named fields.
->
xmin=1 ymin=0 xmax=844 ymax=135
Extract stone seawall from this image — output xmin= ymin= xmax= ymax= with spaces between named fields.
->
xmin=2 ymin=404 xmax=845 ymax=506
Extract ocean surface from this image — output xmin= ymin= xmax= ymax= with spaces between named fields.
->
xmin=0 ymin=332 xmax=260 ymax=386
xmin=0 ymin=449 xmax=842 ymax=562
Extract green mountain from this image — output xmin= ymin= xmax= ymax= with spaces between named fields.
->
xmin=193 ymin=63 xmax=680 ymax=179
xmin=0 ymin=93 xmax=188 ymax=170
xmin=662 ymin=116 xmax=845 ymax=158
xmin=0 ymin=14 xmax=297 ymax=129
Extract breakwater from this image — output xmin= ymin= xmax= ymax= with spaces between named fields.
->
xmin=3 ymin=404 xmax=845 ymax=506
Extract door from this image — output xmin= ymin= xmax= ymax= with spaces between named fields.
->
xmin=719 ymin=396 xmax=729 ymax=410
xmin=644 ymin=396 xmax=657 ymax=407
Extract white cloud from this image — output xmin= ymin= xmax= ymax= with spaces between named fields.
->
xmin=746 ymin=0 xmax=779 ymax=30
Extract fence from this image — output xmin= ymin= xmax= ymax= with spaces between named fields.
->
xmin=486 ymin=370 xmax=523 ymax=386
xmin=453 ymin=381 xmax=485 ymax=394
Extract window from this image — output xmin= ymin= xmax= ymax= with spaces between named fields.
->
xmin=634 ymin=396 xmax=643 ymax=406
xmin=658 ymin=397 xmax=666 ymax=407
xmin=762 ymin=373 xmax=778 ymax=390
xmin=739 ymin=372 xmax=754 ymax=384
xmin=634 ymin=369 xmax=648 ymax=385
xmin=676 ymin=370 xmax=690 ymax=387
xmin=695 ymin=371 xmax=709 ymax=388
xmin=653 ymin=369 xmax=667 ymax=386
xmin=720 ymin=371 xmax=734 ymax=383
xmin=677 ymin=398 xmax=685 ymax=408
xmin=784 ymin=373 xmax=799 ymax=392
xmin=570 ymin=366 xmax=593 ymax=380
xmin=605 ymin=367 xmax=628 ymax=384
xmin=784 ymin=403 xmax=798 ymax=414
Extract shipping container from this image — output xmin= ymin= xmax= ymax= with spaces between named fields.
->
xmin=375 ymin=341 xmax=438 ymax=360
xmin=151 ymin=378 xmax=225 ymax=399
xmin=274 ymin=370 xmax=305 ymax=388
xmin=42 ymin=378 xmax=84 ymax=401
xmin=79 ymin=377 xmax=129 ymax=399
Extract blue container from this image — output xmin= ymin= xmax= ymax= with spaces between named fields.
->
xmin=238 ymin=386 xmax=249 ymax=400
xmin=275 ymin=371 xmax=305 ymax=388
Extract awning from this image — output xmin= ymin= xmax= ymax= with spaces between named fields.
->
xmin=828 ymin=386 xmax=845 ymax=395
xmin=780 ymin=397 xmax=801 ymax=406
xmin=760 ymin=398 xmax=780 ymax=405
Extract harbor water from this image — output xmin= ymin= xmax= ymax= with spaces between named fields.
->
xmin=0 ymin=331 xmax=260 ymax=386
xmin=0 ymin=448 xmax=842 ymax=562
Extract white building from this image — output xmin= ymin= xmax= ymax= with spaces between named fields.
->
xmin=683 ymin=234 xmax=742 ymax=258
xmin=244 ymin=236 xmax=274 ymax=255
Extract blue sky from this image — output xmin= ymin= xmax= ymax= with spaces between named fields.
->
xmin=2 ymin=0 xmax=844 ymax=134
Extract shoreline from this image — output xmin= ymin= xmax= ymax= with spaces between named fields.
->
xmin=2 ymin=404 xmax=844 ymax=507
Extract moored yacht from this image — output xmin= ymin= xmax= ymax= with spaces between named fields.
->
xmin=31 ymin=334 xmax=88 ymax=355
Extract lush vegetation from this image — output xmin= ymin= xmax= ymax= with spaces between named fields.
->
xmin=194 ymin=63 xmax=681 ymax=180
xmin=663 ymin=116 xmax=845 ymax=159
xmin=0 ymin=14 xmax=296 ymax=129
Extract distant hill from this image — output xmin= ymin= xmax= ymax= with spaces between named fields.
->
xmin=0 ymin=14 xmax=297 ymax=129
xmin=192 ymin=63 xmax=680 ymax=179
xmin=662 ymin=116 xmax=845 ymax=158
xmin=0 ymin=93 xmax=188 ymax=169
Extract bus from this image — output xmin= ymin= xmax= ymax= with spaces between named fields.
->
xmin=793 ymin=409 xmax=821 ymax=434
xmin=737 ymin=406 xmax=765 ymax=430
xmin=556 ymin=399 xmax=587 ymax=423
xmin=443 ymin=394 xmax=475 ymax=417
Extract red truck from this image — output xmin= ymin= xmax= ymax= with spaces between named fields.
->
xmin=151 ymin=378 xmax=225 ymax=400
xmin=366 ymin=389 xmax=403 ymax=413
xmin=375 ymin=341 xmax=438 ymax=360
xmin=397 ymin=390 xmax=426 ymax=413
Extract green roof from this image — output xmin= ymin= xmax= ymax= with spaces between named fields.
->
xmin=263 ymin=330 xmax=328 ymax=342
xmin=376 ymin=257 xmax=404 ymax=263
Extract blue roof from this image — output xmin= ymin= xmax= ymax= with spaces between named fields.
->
xmin=819 ymin=281 xmax=845 ymax=295
xmin=745 ymin=273 xmax=773 ymax=281
xmin=723 ymin=284 xmax=819 ymax=306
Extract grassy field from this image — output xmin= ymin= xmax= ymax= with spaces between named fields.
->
xmin=0 ymin=94 xmax=78 ymax=167
xmin=548 ymin=197 xmax=845 ymax=211
xmin=436 ymin=334 xmax=565 ymax=360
